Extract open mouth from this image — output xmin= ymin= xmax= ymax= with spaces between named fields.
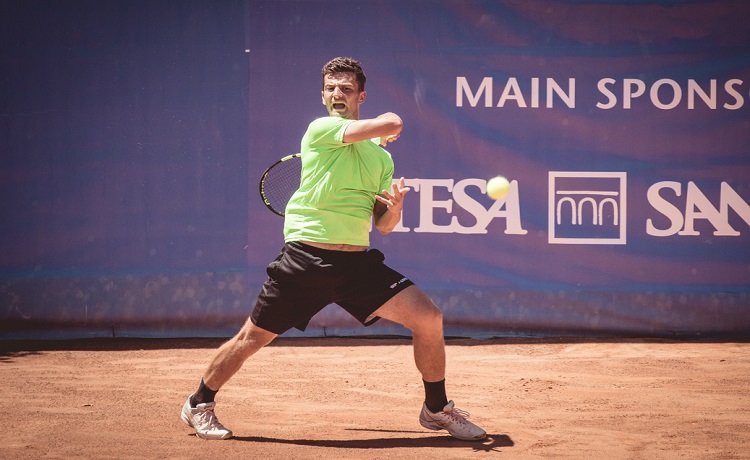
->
xmin=332 ymin=103 xmax=346 ymax=111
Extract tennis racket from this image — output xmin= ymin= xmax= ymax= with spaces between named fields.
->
xmin=259 ymin=153 xmax=302 ymax=216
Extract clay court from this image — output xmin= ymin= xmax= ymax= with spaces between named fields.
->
xmin=2 ymin=336 xmax=748 ymax=459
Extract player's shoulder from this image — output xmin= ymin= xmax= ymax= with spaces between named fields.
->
xmin=308 ymin=116 xmax=353 ymax=130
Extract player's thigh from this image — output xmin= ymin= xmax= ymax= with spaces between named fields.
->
xmin=373 ymin=285 xmax=442 ymax=332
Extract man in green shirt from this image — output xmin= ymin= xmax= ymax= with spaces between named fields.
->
xmin=181 ymin=57 xmax=486 ymax=442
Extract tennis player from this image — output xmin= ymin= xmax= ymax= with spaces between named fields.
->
xmin=181 ymin=57 xmax=486 ymax=441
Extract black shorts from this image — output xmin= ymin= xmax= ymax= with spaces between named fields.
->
xmin=251 ymin=242 xmax=414 ymax=334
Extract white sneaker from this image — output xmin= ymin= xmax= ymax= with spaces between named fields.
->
xmin=181 ymin=396 xmax=233 ymax=440
xmin=419 ymin=400 xmax=486 ymax=441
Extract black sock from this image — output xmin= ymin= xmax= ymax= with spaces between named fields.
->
xmin=190 ymin=378 xmax=218 ymax=407
xmin=423 ymin=379 xmax=448 ymax=413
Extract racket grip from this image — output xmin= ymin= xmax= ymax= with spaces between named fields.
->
xmin=379 ymin=135 xmax=396 ymax=146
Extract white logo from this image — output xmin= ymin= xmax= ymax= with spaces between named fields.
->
xmin=549 ymin=172 xmax=627 ymax=245
xmin=390 ymin=278 xmax=409 ymax=289
xmin=647 ymin=181 xmax=750 ymax=237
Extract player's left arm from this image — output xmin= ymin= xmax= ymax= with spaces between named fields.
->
xmin=343 ymin=112 xmax=402 ymax=145
xmin=373 ymin=177 xmax=410 ymax=235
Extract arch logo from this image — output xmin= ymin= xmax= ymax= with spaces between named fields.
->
xmin=548 ymin=172 xmax=627 ymax=245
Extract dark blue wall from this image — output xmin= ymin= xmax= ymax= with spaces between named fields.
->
xmin=1 ymin=0 xmax=248 ymax=276
xmin=1 ymin=1 xmax=252 ymax=338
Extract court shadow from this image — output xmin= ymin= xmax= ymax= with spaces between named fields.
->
xmin=0 ymin=350 xmax=43 ymax=363
xmin=232 ymin=431 xmax=513 ymax=452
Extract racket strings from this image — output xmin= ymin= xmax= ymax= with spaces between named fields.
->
xmin=262 ymin=157 xmax=302 ymax=215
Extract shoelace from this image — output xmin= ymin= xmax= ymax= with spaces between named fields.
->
xmin=446 ymin=406 xmax=472 ymax=424
xmin=196 ymin=409 xmax=222 ymax=430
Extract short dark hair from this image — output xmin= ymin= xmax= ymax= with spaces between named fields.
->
xmin=321 ymin=57 xmax=366 ymax=91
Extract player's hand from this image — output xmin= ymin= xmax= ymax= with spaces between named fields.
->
xmin=375 ymin=177 xmax=410 ymax=213
xmin=379 ymin=134 xmax=399 ymax=146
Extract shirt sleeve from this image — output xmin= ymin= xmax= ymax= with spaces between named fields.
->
xmin=302 ymin=117 xmax=355 ymax=151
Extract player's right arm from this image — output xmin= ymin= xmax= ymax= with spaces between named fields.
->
xmin=342 ymin=112 xmax=402 ymax=145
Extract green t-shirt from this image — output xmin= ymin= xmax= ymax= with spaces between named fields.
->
xmin=283 ymin=116 xmax=395 ymax=246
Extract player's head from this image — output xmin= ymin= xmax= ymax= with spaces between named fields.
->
xmin=322 ymin=57 xmax=366 ymax=91
xmin=321 ymin=57 xmax=367 ymax=119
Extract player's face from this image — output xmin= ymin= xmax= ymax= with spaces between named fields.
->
xmin=322 ymin=72 xmax=366 ymax=120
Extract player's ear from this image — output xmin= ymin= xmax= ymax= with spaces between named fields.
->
xmin=322 ymin=91 xmax=326 ymax=105
xmin=358 ymin=90 xmax=366 ymax=104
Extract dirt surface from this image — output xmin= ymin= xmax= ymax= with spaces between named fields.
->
xmin=1 ymin=337 xmax=749 ymax=459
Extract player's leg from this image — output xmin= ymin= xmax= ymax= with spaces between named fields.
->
xmin=202 ymin=318 xmax=278 ymax=391
xmin=181 ymin=319 xmax=277 ymax=440
xmin=372 ymin=285 xmax=487 ymax=441
xmin=371 ymin=285 xmax=445 ymax=382
xmin=182 ymin=242 xmax=331 ymax=440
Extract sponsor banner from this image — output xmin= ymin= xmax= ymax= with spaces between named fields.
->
xmin=245 ymin=1 xmax=750 ymax=335
xmin=247 ymin=1 xmax=750 ymax=291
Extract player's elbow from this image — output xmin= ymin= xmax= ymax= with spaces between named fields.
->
xmin=379 ymin=112 xmax=403 ymax=132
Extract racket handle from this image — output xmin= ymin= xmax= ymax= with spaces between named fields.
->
xmin=379 ymin=135 xmax=396 ymax=146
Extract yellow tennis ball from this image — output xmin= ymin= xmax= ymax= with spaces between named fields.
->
xmin=486 ymin=176 xmax=510 ymax=200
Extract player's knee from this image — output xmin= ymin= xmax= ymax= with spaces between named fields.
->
xmin=413 ymin=301 xmax=443 ymax=332
xmin=426 ymin=303 xmax=443 ymax=326
xmin=235 ymin=324 xmax=276 ymax=350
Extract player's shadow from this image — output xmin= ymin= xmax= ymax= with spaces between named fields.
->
xmin=233 ymin=430 xmax=513 ymax=452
